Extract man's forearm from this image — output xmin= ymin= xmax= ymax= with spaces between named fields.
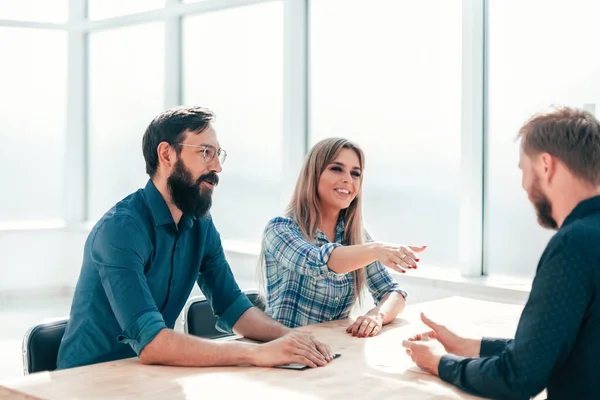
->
xmin=367 ymin=292 xmax=405 ymax=324
xmin=232 ymin=307 xmax=291 ymax=342
xmin=139 ymin=328 xmax=257 ymax=366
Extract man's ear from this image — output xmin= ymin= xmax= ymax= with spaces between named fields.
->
xmin=157 ymin=142 xmax=175 ymax=169
xmin=539 ymin=152 xmax=557 ymax=184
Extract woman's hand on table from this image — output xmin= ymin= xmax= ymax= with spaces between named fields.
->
xmin=346 ymin=313 xmax=383 ymax=338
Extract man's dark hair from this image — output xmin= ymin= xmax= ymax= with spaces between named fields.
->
xmin=142 ymin=106 xmax=215 ymax=177
xmin=518 ymin=106 xmax=600 ymax=186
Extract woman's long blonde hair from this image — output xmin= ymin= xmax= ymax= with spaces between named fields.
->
xmin=259 ymin=138 xmax=367 ymax=301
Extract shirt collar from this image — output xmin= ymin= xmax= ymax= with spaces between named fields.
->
xmin=143 ymin=179 xmax=176 ymax=227
xmin=561 ymin=195 xmax=600 ymax=229
xmin=314 ymin=216 xmax=346 ymax=243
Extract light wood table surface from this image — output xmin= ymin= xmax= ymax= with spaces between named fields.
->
xmin=0 ymin=385 xmax=43 ymax=399
xmin=0 ymin=297 xmax=527 ymax=399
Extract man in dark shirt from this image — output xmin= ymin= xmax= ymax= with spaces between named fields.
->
xmin=403 ymin=106 xmax=600 ymax=399
xmin=57 ymin=106 xmax=334 ymax=370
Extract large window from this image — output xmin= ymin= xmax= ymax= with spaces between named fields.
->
xmin=0 ymin=28 xmax=67 ymax=222
xmin=6 ymin=0 xmax=600 ymax=282
xmin=0 ymin=0 xmax=68 ymax=23
xmin=88 ymin=23 xmax=165 ymax=221
xmin=183 ymin=2 xmax=284 ymax=242
xmin=87 ymin=0 xmax=164 ymax=20
xmin=485 ymin=0 xmax=600 ymax=277
xmin=310 ymin=0 xmax=463 ymax=268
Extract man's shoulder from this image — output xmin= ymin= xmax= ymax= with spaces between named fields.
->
xmin=554 ymin=215 xmax=600 ymax=252
xmin=91 ymin=191 xmax=151 ymax=237
xmin=543 ymin=217 xmax=600 ymax=277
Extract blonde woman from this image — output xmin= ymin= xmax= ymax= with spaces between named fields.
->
xmin=261 ymin=138 xmax=426 ymax=337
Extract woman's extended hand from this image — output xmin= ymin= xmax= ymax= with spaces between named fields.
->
xmin=369 ymin=243 xmax=427 ymax=273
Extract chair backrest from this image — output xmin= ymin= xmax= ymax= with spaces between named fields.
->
xmin=22 ymin=317 xmax=69 ymax=375
xmin=184 ymin=289 xmax=263 ymax=339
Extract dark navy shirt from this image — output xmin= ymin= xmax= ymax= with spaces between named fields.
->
xmin=439 ymin=195 xmax=600 ymax=399
xmin=57 ymin=180 xmax=253 ymax=369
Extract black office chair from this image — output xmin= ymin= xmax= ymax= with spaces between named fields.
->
xmin=183 ymin=289 xmax=264 ymax=339
xmin=22 ymin=317 xmax=69 ymax=375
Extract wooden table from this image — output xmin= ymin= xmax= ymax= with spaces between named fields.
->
xmin=0 ymin=385 xmax=43 ymax=399
xmin=0 ymin=297 xmax=525 ymax=399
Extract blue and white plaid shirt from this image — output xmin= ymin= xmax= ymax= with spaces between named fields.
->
xmin=262 ymin=216 xmax=407 ymax=328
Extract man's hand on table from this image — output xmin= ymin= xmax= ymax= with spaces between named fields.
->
xmin=402 ymin=338 xmax=445 ymax=376
xmin=402 ymin=312 xmax=482 ymax=375
xmin=407 ymin=313 xmax=481 ymax=357
xmin=249 ymin=331 xmax=334 ymax=368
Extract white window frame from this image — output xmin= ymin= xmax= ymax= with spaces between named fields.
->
xmin=459 ymin=0 xmax=486 ymax=276
xmin=0 ymin=0 xmax=490 ymax=280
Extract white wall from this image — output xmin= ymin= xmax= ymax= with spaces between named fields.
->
xmin=0 ymin=230 xmax=86 ymax=295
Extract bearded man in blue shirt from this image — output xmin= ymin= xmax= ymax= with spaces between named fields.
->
xmin=57 ymin=106 xmax=334 ymax=370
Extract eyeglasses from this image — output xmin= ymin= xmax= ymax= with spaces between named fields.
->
xmin=177 ymin=143 xmax=227 ymax=165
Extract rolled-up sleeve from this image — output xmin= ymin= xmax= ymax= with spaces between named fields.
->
xmin=365 ymin=261 xmax=407 ymax=303
xmin=91 ymin=217 xmax=167 ymax=356
xmin=198 ymin=218 xmax=254 ymax=333
xmin=216 ymin=293 xmax=254 ymax=333
xmin=263 ymin=217 xmax=342 ymax=278
xmin=364 ymin=230 xmax=407 ymax=302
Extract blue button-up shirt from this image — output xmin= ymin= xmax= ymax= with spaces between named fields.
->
xmin=263 ymin=216 xmax=407 ymax=328
xmin=57 ymin=180 xmax=253 ymax=369
xmin=438 ymin=195 xmax=600 ymax=399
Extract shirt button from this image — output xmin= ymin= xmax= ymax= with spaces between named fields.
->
xmin=335 ymin=297 xmax=339 ymax=301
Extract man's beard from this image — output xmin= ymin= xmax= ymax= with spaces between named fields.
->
xmin=167 ymin=159 xmax=219 ymax=218
xmin=529 ymin=176 xmax=558 ymax=230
